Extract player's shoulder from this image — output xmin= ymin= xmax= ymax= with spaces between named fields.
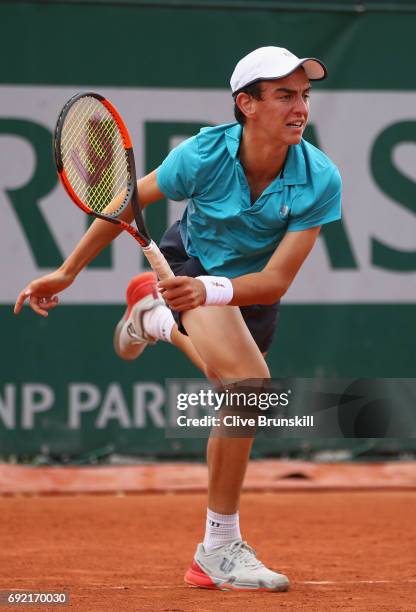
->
xmin=171 ymin=123 xmax=235 ymax=163
xmin=196 ymin=122 xmax=238 ymax=157
xmin=197 ymin=122 xmax=237 ymax=141
xmin=300 ymin=138 xmax=342 ymax=193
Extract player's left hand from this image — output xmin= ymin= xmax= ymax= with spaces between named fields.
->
xmin=158 ymin=276 xmax=206 ymax=311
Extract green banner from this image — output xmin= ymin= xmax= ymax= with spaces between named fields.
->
xmin=1 ymin=1 xmax=415 ymax=456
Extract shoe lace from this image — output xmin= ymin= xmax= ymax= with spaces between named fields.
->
xmin=227 ymin=540 xmax=265 ymax=569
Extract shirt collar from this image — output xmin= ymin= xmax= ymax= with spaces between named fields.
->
xmin=225 ymin=123 xmax=307 ymax=187
xmin=225 ymin=123 xmax=242 ymax=159
xmin=282 ymin=142 xmax=307 ymax=186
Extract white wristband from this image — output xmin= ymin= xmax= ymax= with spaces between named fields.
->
xmin=197 ymin=276 xmax=234 ymax=306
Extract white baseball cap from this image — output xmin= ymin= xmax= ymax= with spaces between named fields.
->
xmin=230 ymin=46 xmax=327 ymax=95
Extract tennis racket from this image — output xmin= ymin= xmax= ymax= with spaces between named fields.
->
xmin=54 ymin=91 xmax=174 ymax=280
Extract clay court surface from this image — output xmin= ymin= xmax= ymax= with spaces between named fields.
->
xmin=1 ymin=490 xmax=415 ymax=611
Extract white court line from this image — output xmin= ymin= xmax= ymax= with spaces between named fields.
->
xmin=300 ymin=580 xmax=416 ymax=585
xmin=123 ymin=580 xmax=416 ymax=589
xmin=82 ymin=579 xmax=416 ymax=590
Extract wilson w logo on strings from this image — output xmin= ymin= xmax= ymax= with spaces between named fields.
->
xmin=71 ymin=115 xmax=115 ymax=188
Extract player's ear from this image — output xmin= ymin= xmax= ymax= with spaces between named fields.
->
xmin=235 ymin=92 xmax=257 ymax=121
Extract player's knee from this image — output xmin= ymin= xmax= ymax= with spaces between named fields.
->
xmin=213 ymin=358 xmax=270 ymax=381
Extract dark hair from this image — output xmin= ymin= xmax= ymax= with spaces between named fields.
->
xmin=233 ymin=81 xmax=264 ymax=125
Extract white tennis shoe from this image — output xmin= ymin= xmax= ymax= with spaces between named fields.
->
xmin=184 ymin=539 xmax=289 ymax=591
xmin=113 ymin=272 xmax=165 ymax=361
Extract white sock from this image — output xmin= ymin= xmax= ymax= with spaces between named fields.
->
xmin=142 ymin=305 xmax=175 ymax=343
xmin=203 ymin=509 xmax=242 ymax=552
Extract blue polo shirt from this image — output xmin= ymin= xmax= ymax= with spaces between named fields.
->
xmin=157 ymin=123 xmax=342 ymax=277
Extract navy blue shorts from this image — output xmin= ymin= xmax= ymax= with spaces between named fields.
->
xmin=159 ymin=221 xmax=280 ymax=353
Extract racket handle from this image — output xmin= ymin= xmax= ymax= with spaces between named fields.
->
xmin=142 ymin=241 xmax=175 ymax=280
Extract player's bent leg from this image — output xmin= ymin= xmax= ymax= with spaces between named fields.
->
xmin=113 ymin=273 xmax=170 ymax=360
xmin=181 ymin=305 xmax=270 ymax=381
xmin=113 ymin=273 xmax=215 ymax=374
xmin=171 ymin=326 xmax=219 ymax=378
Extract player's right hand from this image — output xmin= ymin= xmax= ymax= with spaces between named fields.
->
xmin=14 ymin=268 xmax=75 ymax=317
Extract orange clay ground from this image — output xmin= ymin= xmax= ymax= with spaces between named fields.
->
xmin=0 ymin=489 xmax=415 ymax=611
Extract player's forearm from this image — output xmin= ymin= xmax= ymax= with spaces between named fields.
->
xmin=59 ymin=171 xmax=163 ymax=279
xmin=60 ymin=205 xmax=133 ymax=278
xmin=229 ymin=271 xmax=288 ymax=306
xmin=60 ymin=171 xmax=163 ymax=279
xmin=228 ymin=227 xmax=321 ymax=306
xmin=160 ymin=271 xmax=288 ymax=311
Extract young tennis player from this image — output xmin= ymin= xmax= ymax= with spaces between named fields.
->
xmin=15 ymin=46 xmax=341 ymax=591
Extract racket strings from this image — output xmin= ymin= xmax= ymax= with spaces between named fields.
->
xmin=60 ymin=96 xmax=130 ymax=216
xmin=63 ymin=101 xmax=128 ymax=213
xmin=79 ymin=118 xmax=129 ymax=208
xmin=62 ymin=98 xmax=116 ymax=171
xmin=65 ymin=98 xmax=128 ymax=174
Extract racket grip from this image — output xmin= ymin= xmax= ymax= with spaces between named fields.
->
xmin=142 ymin=241 xmax=175 ymax=280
